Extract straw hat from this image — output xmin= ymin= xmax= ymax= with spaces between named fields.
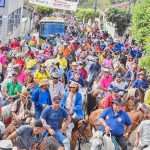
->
xmin=39 ymin=79 xmax=49 ymax=87
xmin=138 ymin=71 xmax=145 ymax=76
xmin=69 ymin=81 xmax=78 ymax=88
xmin=20 ymin=90 xmax=30 ymax=98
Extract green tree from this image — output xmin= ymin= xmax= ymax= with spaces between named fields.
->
xmin=105 ymin=7 xmax=131 ymax=36
xmin=75 ymin=8 xmax=99 ymax=21
xmin=132 ymin=0 xmax=150 ymax=73
xmin=35 ymin=5 xmax=53 ymax=15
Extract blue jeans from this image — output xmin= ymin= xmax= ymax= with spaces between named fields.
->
xmin=35 ymin=110 xmax=42 ymax=120
xmin=42 ymin=129 xmax=66 ymax=146
xmin=2 ymin=100 xmax=7 ymax=106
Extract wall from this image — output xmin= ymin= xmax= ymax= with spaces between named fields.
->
xmin=0 ymin=0 xmax=24 ymax=43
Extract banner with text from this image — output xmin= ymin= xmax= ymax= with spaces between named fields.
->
xmin=29 ymin=0 xmax=78 ymax=11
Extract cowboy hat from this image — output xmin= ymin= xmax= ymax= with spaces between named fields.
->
xmin=69 ymin=81 xmax=78 ymax=88
xmin=71 ymin=62 xmax=78 ymax=66
xmin=138 ymin=71 xmax=145 ymax=76
xmin=103 ymin=68 xmax=110 ymax=72
xmin=0 ymin=140 xmax=14 ymax=149
xmin=63 ymin=43 xmax=69 ymax=46
xmin=39 ymin=79 xmax=49 ymax=87
xmin=52 ymin=72 xmax=60 ymax=78
xmin=20 ymin=90 xmax=30 ymax=98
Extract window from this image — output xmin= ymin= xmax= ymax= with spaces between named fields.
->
xmin=7 ymin=7 xmax=21 ymax=35
xmin=0 ymin=16 xmax=2 ymax=34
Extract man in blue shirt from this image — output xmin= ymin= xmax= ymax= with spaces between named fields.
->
xmin=114 ymin=39 xmax=124 ymax=54
xmin=31 ymin=80 xmax=52 ymax=119
xmin=97 ymin=99 xmax=132 ymax=150
xmin=132 ymin=71 xmax=149 ymax=91
xmin=41 ymin=96 xmax=71 ymax=149
xmin=69 ymin=70 xmax=85 ymax=88
xmin=67 ymin=62 xmax=78 ymax=82
xmin=88 ymin=57 xmax=101 ymax=91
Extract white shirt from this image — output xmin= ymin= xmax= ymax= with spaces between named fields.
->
xmin=49 ymin=80 xmax=65 ymax=101
xmin=137 ymin=120 xmax=150 ymax=146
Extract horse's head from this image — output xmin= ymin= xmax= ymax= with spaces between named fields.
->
xmin=78 ymin=119 xmax=93 ymax=140
xmin=90 ymin=131 xmax=105 ymax=150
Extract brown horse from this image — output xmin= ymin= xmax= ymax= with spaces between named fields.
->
xmin=70 ymin=119 xmax=93 ymax=150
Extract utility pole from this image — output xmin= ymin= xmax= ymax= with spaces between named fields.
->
xmin=128 ymin=0 xmax=132 ymax=14
xmin=93 ymin=0 xmax=97 ymax=22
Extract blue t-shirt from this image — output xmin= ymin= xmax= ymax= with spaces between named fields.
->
xmin=115 ymin=43 xmax=124 ymax=52
xmin=39 ymin=91 xmax=49 ymax=105
xmin=99 ymin=108 xmax=131 ymax=136
xmin=41 ymin=106 xmax=68 ymax=130
xmin=15 ymin=125 xmax=41 ymax=149
xmin=132 ymin=80 xmax=149 ymax=89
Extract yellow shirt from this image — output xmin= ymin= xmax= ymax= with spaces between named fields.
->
xmin=55 ymin=57 xmax=67 ymax=69
xmin=26 ymin=58 xmax=37 ymax=69
xmin=34 ymin=70 xmax=50 ymax=83
xmin=144 ymin=89 xmax=150 ymax=107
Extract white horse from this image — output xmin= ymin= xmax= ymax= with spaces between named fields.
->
xmin=90 ymin=130 xmax=116 ymax=150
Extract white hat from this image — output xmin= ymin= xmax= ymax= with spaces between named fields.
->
xmin=103 ymin=68 xmax=110 ymax=72
xmin=0 ymin=140 xmax=13 ymax=149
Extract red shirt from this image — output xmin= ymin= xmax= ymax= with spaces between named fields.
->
xmin=69 ymin=44 xmax=79 ymax=51
xmin=104 ymin=93 xmax=120 ymax=108
xmin=15 ymin=59 xmax=25 ymax=68
xmin=10 ymin=41 xmax=20 ymax=49
xmin=79 ymin=68 xmax=88 ymax=80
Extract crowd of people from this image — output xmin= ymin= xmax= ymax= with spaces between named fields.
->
xmin=0 ymin=15 xmax=149 ymax=150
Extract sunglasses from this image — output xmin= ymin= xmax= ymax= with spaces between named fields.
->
xmin=69 ymin=87 xmax=76 ymax=89
xmin=54 ymin=101 xmax=60 ymax=104
xmin=53 ymin=77 xmax=59 ymax=80
xmin=12 ymin=75 xmax=17 ymax=77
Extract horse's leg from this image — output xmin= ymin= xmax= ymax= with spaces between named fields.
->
xmin=70 ymin=131 xmax=79 ymax=150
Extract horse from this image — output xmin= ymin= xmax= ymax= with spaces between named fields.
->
xmin=38 ymin=136 xmax=64 ymax=150
xmin=70 ymin=119 xmax=93 ymax=150
xmin=90 ymin=130 xmax=116 ymax=150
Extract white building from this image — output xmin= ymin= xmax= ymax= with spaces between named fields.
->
xmin=0 ymin=0 xmax=24 ymax=43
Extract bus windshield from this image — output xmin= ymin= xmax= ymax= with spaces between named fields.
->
xmin=40 ymin=22 xmax=65 ymax=38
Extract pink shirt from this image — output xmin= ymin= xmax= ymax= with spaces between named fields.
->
xmin=126 ymin=61 xmax=133 ymax=70
xmin=17 ymin=71 xmax=27 ymax=84
xmin=102 ymin=59 xmax=113 ymax=68
xmin=99 ymin=75 xmax=113 ymax=91
xmin=0 ymin=55 xmax=6 ymax=67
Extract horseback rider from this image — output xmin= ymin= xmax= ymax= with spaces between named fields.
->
xmin=88 ymin=56 xmax=101 ymax=91
xmin=11 ymin=90 xmax=35 ymax=124
xmin=41 ymin=96 xmax=71 ymax=149
xmin=7 ymin=119 xmax=63 ymax=150
xmin=60 ymin=81 xmax=84 ymax=120
xmin=31 ymin=79 xmax=52 ymax=119
xmin=97 ymin=99 xmax=132 ymax=150
xmin=108 ymin=72 xmax=128 ymax=99
xmin=49 ymin=72 xmax=65 ymax=100
xmin=132 ymin=71 xmax=149 ymax=92
xmin=3 ymin=71 xmax=22 ymax=106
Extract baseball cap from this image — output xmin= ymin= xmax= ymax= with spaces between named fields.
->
xmin=116 ymin=73 xmax=122 ymax=78
xmin=111 ymin=98 xmax=123 ymax=106
xmin=53 ymin=96 xmax=61 ymax=103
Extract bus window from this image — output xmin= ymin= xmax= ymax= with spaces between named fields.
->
xmin=40 ymin=22 xmax=65 ymax=38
